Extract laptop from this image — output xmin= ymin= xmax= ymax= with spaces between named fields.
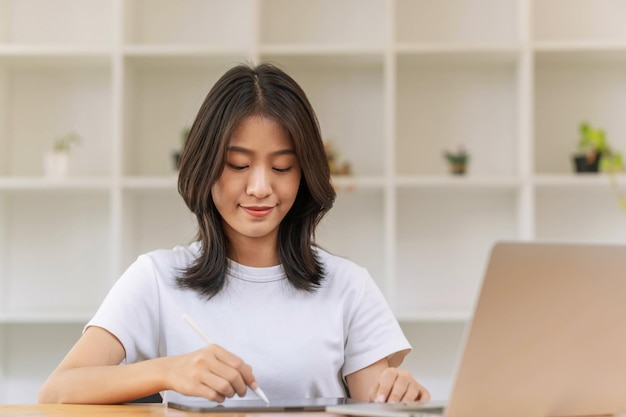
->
xmin=328 ymin=241 xmax=626 ymax=417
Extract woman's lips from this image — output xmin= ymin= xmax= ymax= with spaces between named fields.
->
xmin=242 ymin=206 xmax=274 ymax=218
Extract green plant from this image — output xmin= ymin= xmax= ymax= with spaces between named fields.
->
xmin=577 ymin=122 xmax=623 ymax=173
xmin=180 ymin=126 xmax=190 ymax=146
xmin=443 ymin=145 xmax=469 ymax=175
xmin=172 ymin=126 xmax=191 ymax=170
xmin=324 ymin=140 xmax=352 ymax=176
xmin=578 ymin=122 xmax=626 ymax=210
xmin=52 ymin=131 xmax=81 ymax=153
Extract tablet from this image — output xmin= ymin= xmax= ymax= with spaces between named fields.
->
xmin=168 ymin=397 xmax=357 ymax=413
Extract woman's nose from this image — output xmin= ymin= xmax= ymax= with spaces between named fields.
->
xmin=246 ymin=166 xmax=272 ymax=198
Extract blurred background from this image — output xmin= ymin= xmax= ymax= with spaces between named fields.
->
xmin=1 ymin=0 xmax=626 ymax=404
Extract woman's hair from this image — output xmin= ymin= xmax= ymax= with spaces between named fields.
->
xmin=177 ymin=62 xmax=336 ymax=298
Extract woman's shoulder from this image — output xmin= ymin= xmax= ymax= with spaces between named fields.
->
xmin=132 ymin=241 xmax=201 ymax=282
xmin=314 ymin=246 xmax=363 ymax=267
xmin=143 ymin=241 xmax=200 ymax=262
xmin=314 ymin=246 xmax=371 ymax=284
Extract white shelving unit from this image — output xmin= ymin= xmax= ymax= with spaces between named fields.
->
xmin=2 ymin=0 xmax=626 ymax=404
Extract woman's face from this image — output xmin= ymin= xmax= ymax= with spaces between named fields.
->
xmin=212 ymin=115 xmax=302 ymax=257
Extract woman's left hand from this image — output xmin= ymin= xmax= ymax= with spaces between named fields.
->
xmin=368 ymin=367 xmax=430 ymax=403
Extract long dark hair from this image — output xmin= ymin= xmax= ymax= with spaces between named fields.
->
xmin=177 ymin=63 xmax=336 ymax=298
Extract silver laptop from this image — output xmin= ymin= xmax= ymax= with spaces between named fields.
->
xmin=328 ymin=241 xmax=626 ymax=417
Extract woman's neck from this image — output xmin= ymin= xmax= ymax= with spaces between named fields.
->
xmin=227 ymin=235 xmax=280 ymax=267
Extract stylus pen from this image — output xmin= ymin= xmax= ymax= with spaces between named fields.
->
xmin=182 ymin=313 xmax=270 ymax=404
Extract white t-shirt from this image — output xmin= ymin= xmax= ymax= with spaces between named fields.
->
xmin=87 ymin=242 xmax=411 ymax=403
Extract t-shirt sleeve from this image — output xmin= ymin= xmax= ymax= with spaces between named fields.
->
xmin=85 ymin=255 xmax=161 ymax=364
xmin=342 ymin=270 xmax=412 ymax=377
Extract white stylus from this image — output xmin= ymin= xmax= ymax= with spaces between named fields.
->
xmin=182 ymin=313 xmax=270 ymax=404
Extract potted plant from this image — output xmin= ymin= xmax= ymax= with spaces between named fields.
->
xmin=172 ymin=126 xmax=190 ymax=170
xmin=573 ymin=122 xmax=624 ymax=173
xmin=43 ymin=131 xmax=80 ymax=177
xmin=443 ymin=145 xmax=469 ymax=175
xmin=324 ymin=140 xmax=352 ymax=176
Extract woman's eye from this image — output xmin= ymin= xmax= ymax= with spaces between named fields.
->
xmin=228 ymin=163 xmax=248 ymax=171
xmin=273 ymin=167 xmax=291 ymax=173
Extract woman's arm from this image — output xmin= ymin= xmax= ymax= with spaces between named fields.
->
xmin=38 ymin=326 xmax=259 ymax=404
xmin=345 ymin=357 xmax=430 ymax=403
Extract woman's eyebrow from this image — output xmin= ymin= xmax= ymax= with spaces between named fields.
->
xmin=227 ymin=146 xmax=296 ymax=156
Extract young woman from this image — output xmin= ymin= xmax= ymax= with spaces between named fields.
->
xmin=38 ymin=63 xmax=430 ymax=405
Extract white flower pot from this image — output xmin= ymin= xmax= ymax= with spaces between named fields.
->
xmin=43 ymin=151 xmax=71 ymax=177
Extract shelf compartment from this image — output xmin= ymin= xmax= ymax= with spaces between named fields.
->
xmin=260 ymin=54 xmax=385 ymax=176
xmin=0 ymin=57 xmax=112 ymax=176
xmin=395 ymin=0 xmax=518 ymax=45
xmin=533 ymin=0 xmax=626 ymax=43
xmin=122 ymin=56 xmax=246 ymax=176
xmin=395 ymin=187 xmax=519 ymax=316
xmin=119 ymin=189 xmax=197 ymax=275
xmin=535 ymin=186 xmax=626 ymax=243
xmin=534 ymin=50 xmax=626 ymax=174
xmin=0 ymin=0 xmax=114 ymax=46
xmin=0 ymin=323 xmax=84 ymax=403
xmin=400 ymin=321 xmax=467 ymax=401
xmin=0 ymin=190 xmax=112 ymax=315
xmin=123 ymin=0 xmax=254 ymax=48
xmin=260 ymin=0 xmax=386 ymax=48
xmin=396 ymin=54 xmax=518 ymax=176
xmin=316 ymin=188 xmax=386 ymax=290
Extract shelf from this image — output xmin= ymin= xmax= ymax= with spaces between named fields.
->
xmin=260 ymin=44 xmax=385 ymax=57
xmin=396 ymin=310 xmax=471 ymax=323
xmin=0 ymin=177 xmax=112 ymax=190
xmin=121 ymin=175 xmax=178 ymax=189
xmin=394 ymin=175 xmax=521 ymax=189
xmin=0 ymin=312 xmax=93 ymax=324
xmin=122 ymin=45 xmax=250 ymax=59
xmin=0 ymin=45 xmax=112 ymax=61
xmin=534 ymin=41 xmax=626 ymax=54
xmin=331 ymin=175 xmax=385 ymax=190
xmin=534 ymin=173 xmax=626 ymax=187
xmin=395 ymin=43 xmax=520 ymax=58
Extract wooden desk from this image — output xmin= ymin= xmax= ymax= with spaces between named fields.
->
xmin=0 ymin=404 xmax=340 ymax=417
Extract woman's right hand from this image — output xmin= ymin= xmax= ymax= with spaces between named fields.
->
xmin=38 ymin=326 xmax=260 ymax=404
xmin=166 ymin=344 xmax=260 ymax=403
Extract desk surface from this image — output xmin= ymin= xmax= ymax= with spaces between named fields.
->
xmin=0 ymin=404 xmax=341 ymax=417
xmin=0 ymin=404 xmax=614 ymax=417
